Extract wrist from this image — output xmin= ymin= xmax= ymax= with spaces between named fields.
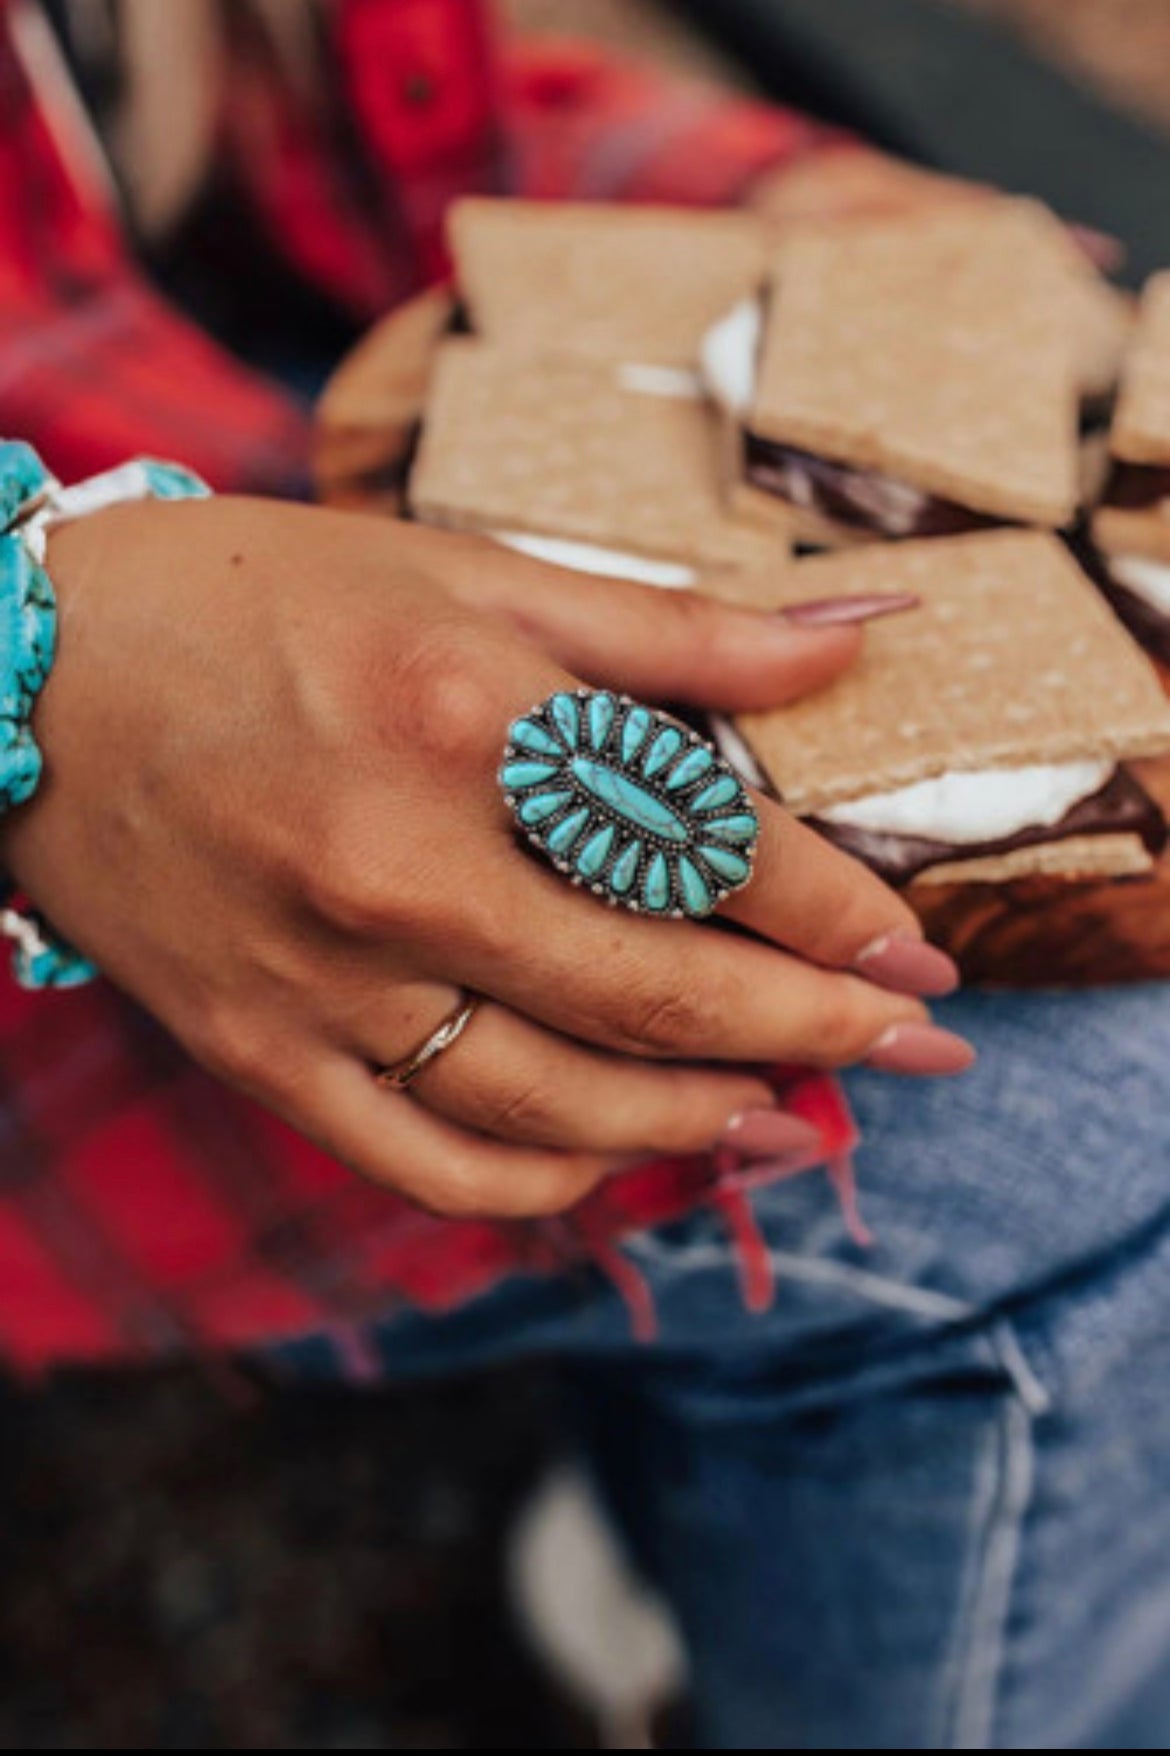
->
xmin=0 ymin=447 xmax=210 ymax=989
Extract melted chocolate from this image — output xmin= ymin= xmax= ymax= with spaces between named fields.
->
xmin=1102 ymin=462 xmax=1170 ymax=512
xmin=744 ymin=435 xmax=995 ymax=540
xmin=805 ymin=769 xmax=1165 ymax=888
xmin=1072 ymin=536 xmax=1170 ymax=667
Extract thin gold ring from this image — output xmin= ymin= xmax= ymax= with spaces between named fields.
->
xmin=373 ymin=993 xmax=482 ymax=1091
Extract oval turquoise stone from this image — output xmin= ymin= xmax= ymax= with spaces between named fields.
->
xmin=576 ymin=824 xmax=616 ymax=881
xmin=677 ymin=856 xmax=713 ymax=917
xmin=643 ymin=851 xmax=671 ymax=913
xmin=550 ymin=693 xmax=581 ymax=749
xmin=570 ymin=758 xmax=689 ymax=844
xmin=700 ymin=844 xmax=751 ymax=885
xmin=692 ymin=774 xmax=741 ymax=813
xmin=511 ymin=718 xmax=564 ymax=758
xmin=643 ymin=726 xmax=683 ymax=779
xmin=610 ymin=841 xmax=642 ymax=895
xmin=588 ymin=693 xmax=616 ymax=752
xmin=621 ymin=705 xmax=653 ymax=764
xmin=547 ymin=806 xmax=590 ymax=855
xmin=519 ymin=789 xmax=572 ymax=826
xmin=665 ymin=747 xmax=714 ymax=791
xmin=703 ymin=813 xmax=758 ymax=846
xmin=502 ymin=760 xmax=559 ymax=791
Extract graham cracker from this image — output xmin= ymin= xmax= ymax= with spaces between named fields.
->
xmin=1013 ymin=202 xmax=1133 ymax=403
xmin=751 ymin=207 xmax=1082 ymax=527
xmin=449 ymin=199 xmax=770 ymax=368
xmin=910 ymin=835 xmax=1153 ymax=887
xmin=1093 ymin=498 xmax=1170 ymax=564
xmin=735 ymin=530 xmax=1170 ymax=816
xmin=409 ymin=340 xmax=780 ymax=568
xmin=1112 ymin=273 xmax=1170 ymax=466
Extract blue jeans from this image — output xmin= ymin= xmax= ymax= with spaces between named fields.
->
xmin=271 ymin=985 xmax=1170 ymax=1749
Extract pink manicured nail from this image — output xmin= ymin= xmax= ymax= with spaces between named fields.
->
xmin=864 ymin=1023 xmax=976 ymax=1077
xmin=718 ymin=1109 xmax=824 ymax=1156
xmin=780 ymin=592 xmax=920 ymax=629
xmin=854 ymin=931 xmax=960 ymax=998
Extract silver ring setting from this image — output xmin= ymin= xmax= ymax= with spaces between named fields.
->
xmin=500 ymin=689 xmax=759 ymax=919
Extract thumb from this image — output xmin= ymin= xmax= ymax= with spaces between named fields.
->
xmin=449 ymin=538 xmax=915 ymax=713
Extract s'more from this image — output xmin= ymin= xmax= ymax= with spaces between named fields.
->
xmin=1091 ymin=275 xmax=1170 ymax=665
xmin=722 ymin=531 xmax=1170 ymax=889
xmin=448 ymin=198 xmax=770 ymax=374
xmin=407 ymin=337 xmax=786 ymax=604
xmin=703 ymin=204 xmax=1126 ymax=549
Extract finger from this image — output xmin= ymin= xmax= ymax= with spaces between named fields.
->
xmin=296 ymin=1054 xmax=616 ymax=1220
xmin=428 ymin=857 xmax=962 ymax=1072
xmin=720 ymin=792 xmax=960 ymax=994
xmin=435 ymin=532 xmax=867 ymax=712
xmin=346 ymin=997 xmax=777 ymax=1154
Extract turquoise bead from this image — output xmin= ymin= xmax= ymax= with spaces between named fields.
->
xmin=610 ymin=841 xmax=642 ymax=895
xmin=621 ymin=705 xmax=653 ymax=763
xmin=576 ymin=824 xmax=616 ymax=881
xmin=642 ymin=851 xmax=671 ymax=913
xmin=519 ymin=790 xmax=572 ymax=825
xmin=0 ymin=732 xmax=42 ymax=807
xmin=692 ymin=774 xmax=740 ymax=813
xmin=570 ymin=758 xmax=689 ymax=844
xmin=588 ymin=693 xmax=616 ymax=751
xmin=550 ymin=693 xmax=581 ymax=749
xmin=0 ymin=441 xmax=51 ymax=529
xmin=140 ymin=460 xmax=212 ymax=501
xmin=12 ymin=937 xmax=98 ymax=991
xmin=502 ymin=760 xmax=560 ymax=790
xmin=547 ymin=806 xmax=590 ymax=855
xmin=700 ymin=844 xmax=752 ymax=885
xmin=678 ymin=857 xmax=713 ymax=916
xmin=511 ymin=718 xmax=564 ymax=757
xmin=665 ymin=747 xmax=714 ymax=791
xmin=703 ymin=813 xmax=759 ymax=845
xmin=643 ymin=726 xmax=684 ymax=779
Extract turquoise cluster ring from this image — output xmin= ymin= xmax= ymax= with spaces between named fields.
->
xmin=500 ymin=690 xmax=760 ymax=920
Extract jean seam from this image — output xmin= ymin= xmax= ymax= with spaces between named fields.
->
xmin=941 ymin=1380 xmax=1037 ymax=1750
xmin=625 ymin=1229 xmax=1054 ymax=1405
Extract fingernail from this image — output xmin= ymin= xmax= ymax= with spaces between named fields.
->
xmin=780 ymin=592 xmax=920 ymax=629
xmin=864 ymin=1023 xmax=976 ymax=1077
xmin=718 ymin=1109 xmax=824 ymax=1156
xmin=854 ymin=931 xmax=960 ymax=998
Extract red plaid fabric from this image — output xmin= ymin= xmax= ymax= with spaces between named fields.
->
xmin=0 ymin=0 xmax=857 ymax=1373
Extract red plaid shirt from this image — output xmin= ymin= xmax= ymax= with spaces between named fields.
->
xmin=0 ymin=0 xmax=858 ymax=1373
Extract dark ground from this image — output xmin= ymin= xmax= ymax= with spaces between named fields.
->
xmin=0 ymin=1363 xmax=594 ymax=1749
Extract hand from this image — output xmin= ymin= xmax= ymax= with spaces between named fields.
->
xmin=3 ymin=498 xmax=968 ymax=1218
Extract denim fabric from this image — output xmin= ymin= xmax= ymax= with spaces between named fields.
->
xmin=270 ymin=985 xmax=1170 ymax=1749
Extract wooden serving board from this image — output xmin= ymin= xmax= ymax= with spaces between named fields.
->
xmin=315 ymin=290 xmax=1170 ymax=987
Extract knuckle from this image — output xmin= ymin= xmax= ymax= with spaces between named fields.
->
xmin=617 ymin=971 xmax=717 ymax=1057
xmin=614 ymin=962 xmax=734 ymax=1053
xmin=302 ymin=796 xmax=413 ymax=937
xmin=509 ymin=1162 xmax=603 ymax=1219
xmin=808 ymin=979 xmax=886 ymax=1064
xmin=388 ymin=622 xmax=498 ymax=769
xmin=417 ymin=1159 xmax=491 ymax=1220
xmin=664 ymin=588 xmax=719 ymax=643
xmin=799 ymin=852 xmax=914 ymax=968
xmin=474 ymin=1075 xmax=559 ymax=1142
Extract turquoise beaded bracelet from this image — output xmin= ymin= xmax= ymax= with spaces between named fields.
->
xmin=0 ymin=443 xmax=210 ymax=991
